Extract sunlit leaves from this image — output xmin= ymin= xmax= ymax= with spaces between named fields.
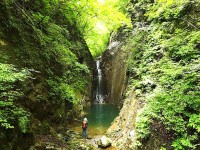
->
xmin=68 ymin=0 xmax=131 ymax=57
xmin=172 ymin=133 xmax=198 ymax=150
xmin=0 ymin=63 xmax=30 ymax=132
xmin=188 ymin=114 xmax=200 ymax=132
xmin=147 ymin=0 xmax=191 ymax=21
xmin=0 ymin=64 xmax=28 ymax=82
xmin=126 ymin=0 xmax=200 ymax=149
xmin=166 ymin=31 xmax=200 ymax=62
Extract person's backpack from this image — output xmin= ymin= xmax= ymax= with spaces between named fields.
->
xmin=82 ymin=121 xmax=87 ymax=129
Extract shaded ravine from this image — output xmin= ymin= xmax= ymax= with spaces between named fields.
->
xmin=67 ymin=104 xmax=119 ymax=149
xmin=67 ymin=59 xmax=119 ymax=149
xmin=69 ymin=104 xmax=119 ymax=135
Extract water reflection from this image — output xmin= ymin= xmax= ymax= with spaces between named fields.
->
xmin=84 ymin=104 xmax=119 ymax=134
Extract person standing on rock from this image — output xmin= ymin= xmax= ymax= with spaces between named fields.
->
xmin=82 ymin=117 xmax=88 ymax=139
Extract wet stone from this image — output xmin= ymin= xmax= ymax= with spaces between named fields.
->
xmin=97 ymin=136 xmax=112 ymax=148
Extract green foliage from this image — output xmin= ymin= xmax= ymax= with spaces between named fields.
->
xmin=135 ymin=108 xmax=151 ymax=139
xmin=0 ymin=63 xmax=30 ymax=133
xmin=172 ymin=133 xmax=198 ymax=150
xmin=126 ymin=0 xmax=200 ymax=149
xmin=47 ymin=62 xmax=90 ymax=104
xmin=188 ymin=114 xmax=200 ymax=132
xmin=0 ymin=0 xmax=94 ymax=148
xmin=166 ymin=31 xmax=200 ymax=62
xmin=67 ymin=0 xmax=132 ymax=57
xmin=147 ymin=0 xmax=190 ymax=21
xmin=160 ymin=147 xmax=166 ymax=150
xmin=1 ymin=0 xmax=93 ymax=106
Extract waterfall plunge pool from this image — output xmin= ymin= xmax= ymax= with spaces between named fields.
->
xmin=68 ymin=60 xmax=119 ymax=136
xmin=69 ymin=104 xmax=119 ymax=136
xmin=84 ymin=104 xmax=119 ymax=134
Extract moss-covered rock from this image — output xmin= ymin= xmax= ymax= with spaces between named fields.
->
xmin=108 ymin=0 xmax=200 ymax=149
xmin=0 ymin=0 xmax=94 ymax=149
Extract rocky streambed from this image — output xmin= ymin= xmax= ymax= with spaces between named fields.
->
xmin=31 ymin=126 xmax=118 ymax=150
xmin=66 ymin=123 xmax=118 ymax=150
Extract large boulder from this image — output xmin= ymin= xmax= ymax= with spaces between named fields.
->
xmin=97 ymin=136 xmax=112 ymax=148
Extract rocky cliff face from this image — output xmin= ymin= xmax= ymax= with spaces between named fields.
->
xmin=99 ymin=28 xmax=139 ymax=149
xmin=0 ymin=1 xmax=94 ymax=149
xmin=101 ymin=28 xmax=130 ymax=106
xmin=107 ymin=0 xmax=200 ymax=149
xmin=106 ymin=90 xmax=138 ymax=150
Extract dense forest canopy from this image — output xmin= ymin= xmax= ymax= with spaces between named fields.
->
xmin=68 ymin=0 xmax=131 ymax=57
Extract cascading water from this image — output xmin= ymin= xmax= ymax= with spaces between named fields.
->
xmin=70 ymin=60 xmax=119 ymax=135
xmin=94 ymin=60 xmax=106 ymax=103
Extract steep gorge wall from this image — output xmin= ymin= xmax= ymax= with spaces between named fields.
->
xmin=107 ymin=90 xmax=138 ymax=150
xmin=107 ymin=0 xmax=200 ymax=150
xmin=0 ymin=1 xmax=94 ymax=149
xmin=101 ymin=28 xmax=130 ymax=106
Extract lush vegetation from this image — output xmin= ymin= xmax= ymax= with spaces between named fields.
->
xmin=0 ymin=63 xmax=34 ymax=149
xmin=0 ymin=0 xmax=93 ymax=148
xmin=0 ymin=0 xmax=92 ymax=109
xmin=0 ymin=64 xmax=30 ymax=132
xmin=0 ymin=0 xmax=130 ymax=149
xmin=125 ymin=0 xmax=200 ymax=149
xmin=1 ymin=0 xmax=199 ymax=149
xmin=67 ymin=0 xmax=131 ymax=57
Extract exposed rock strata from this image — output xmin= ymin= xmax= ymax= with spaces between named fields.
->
xmin=106 ymin=90 xmax=138 ymax=150
xmin=101 ymin=29 xmax=130 ymax=106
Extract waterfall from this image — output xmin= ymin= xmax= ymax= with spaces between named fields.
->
xmin=94 ymin=60 xmax=105 ymax=103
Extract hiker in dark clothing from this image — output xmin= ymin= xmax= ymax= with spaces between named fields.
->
xmin=82 ymin=117 xmax=88 ymax=139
